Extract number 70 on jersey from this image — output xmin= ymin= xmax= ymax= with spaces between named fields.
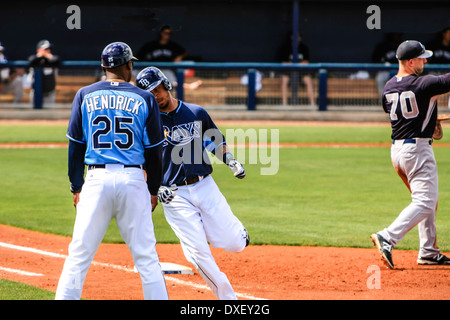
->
xmin=385 ymin=91 xmax=419 ymax=121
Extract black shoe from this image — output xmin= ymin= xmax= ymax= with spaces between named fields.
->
xmin=371 ymin=233 xmax=394 ymax=269
xmin=417 ymin=253 xmax=450 ymax=265
xmin=244 ymin=228 xmax=250 ymax=247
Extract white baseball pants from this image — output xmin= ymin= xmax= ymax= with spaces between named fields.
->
xmin=162 ymin=175 xmax=248 ymax=300
xmin=55 ymin=164 xmax=168 ymax=300
xmin=378 ymin=139 xmax=441 ymax=258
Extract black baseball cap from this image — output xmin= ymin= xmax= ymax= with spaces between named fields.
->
xmin=396 ymin=40 xmax=433 ymax=60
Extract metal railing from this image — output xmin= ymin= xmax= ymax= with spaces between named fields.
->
xmin=1 ymin=61 xmax=449 ymax=111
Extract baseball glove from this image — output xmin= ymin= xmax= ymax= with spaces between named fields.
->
xmin=433 ymin=114 xmax=450 ymax=140
xmin=434 ymin=121 xmax=443 ymax=140
xmin=438 ymin=114 xmax=450 ymax=121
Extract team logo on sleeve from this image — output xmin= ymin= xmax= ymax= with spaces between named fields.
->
xmin=163 ymin=121 xmax=201 ymax=146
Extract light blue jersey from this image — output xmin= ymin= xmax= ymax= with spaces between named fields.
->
xmin=67 ymin=81 xmax=163 ymax=165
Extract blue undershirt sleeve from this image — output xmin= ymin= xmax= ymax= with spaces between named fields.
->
xmin=68 ymin=140 xmax=86 ymax=193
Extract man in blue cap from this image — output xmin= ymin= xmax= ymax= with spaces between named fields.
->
xmin=55 ymin=42 xmax=168 ymax=300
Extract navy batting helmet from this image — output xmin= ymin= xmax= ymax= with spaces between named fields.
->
xmin=136 ymin=67 xmax=173 ymax=91
xmin=101 ymin=42 xmax=138 ymax=69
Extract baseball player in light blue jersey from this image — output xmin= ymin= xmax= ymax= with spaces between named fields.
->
xmin=55 ymin=42 xmax=168 ymax=300
xmin=136 ymin=67 xmax=249 ymax=300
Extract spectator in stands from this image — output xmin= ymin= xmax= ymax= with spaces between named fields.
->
xmin=427 ymin=26 xmax=450 ymax=64
xmin=277 ymin=32 xmax=315 ymax=106
xmin=0 ymin=43 xmax=6 ymax=64
xmin=371 ymin=32 xmax=403 ymax=96
xmin=137 ymin=25 xmax=187 ymax=84
xmin=137 ymin=25 xmax=201 ymax=90
xmin=137 ymin=25 xmax=188 ymax=63
xmin=0 ymin=43 xmax=24 ymax=103
xmin=427 ymin=26 xmax=450 ymax=108
xmin=28 ymin=39 xmax=60 ymax=105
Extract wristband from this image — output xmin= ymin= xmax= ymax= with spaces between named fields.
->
xmin=222 ymin=152 xmax=234 ymax=165
xmin=70 ymin=185 xmax=82 ymax=194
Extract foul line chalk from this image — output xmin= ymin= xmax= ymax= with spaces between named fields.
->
xmin=0 ymin=242 xmax=192 ymax=274
xmin=0 ymin=266 xmax=44 ymax=277
xmin=0 ymin=241 xmax=266 ymax=300
xmin=163 ymin=275 xmax=267 ymax=300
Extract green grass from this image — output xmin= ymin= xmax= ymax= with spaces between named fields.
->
xmin=0 ymin=279 xmax=55 ymax=300
xmin=0 ymin=123 xmax=392 ymax=143
xmin=2 ymin=122 xmax=450 ymax=298
xmin=1 ymin=126 xmax=449 ymax=249
xmin=218 ymin=146 xmax=450 ymax=250
xmin=0 ymin=124 xmax=69 ymax=143
xmin=221 ymin=125 xmax=393 ymax=143
xmin=0 ymin=147 xmax=175 ymax=242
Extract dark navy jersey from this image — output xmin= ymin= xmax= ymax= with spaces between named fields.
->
xmin=160 ymin=100 xmax=226 ymax=186
xmin=67 ymin=81 xmax=164 ymax=165
xmin=383 ymin=73 xmax=450 ymax=140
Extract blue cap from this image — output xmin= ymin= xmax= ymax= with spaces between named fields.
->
xmin=101 ymin=42 xmax=138 ymax=68
xmin=136 ymin=67 xmax=173 ymax=91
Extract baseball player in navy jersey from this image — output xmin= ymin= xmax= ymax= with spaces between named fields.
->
xmin=136 ymin=67 xmax=249 ymax=300
xmin=371 ymin=40 xmax=450 ymax=269
xmin=55 ymin=42 xmax=169 ymax=300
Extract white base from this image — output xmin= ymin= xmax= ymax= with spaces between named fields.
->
xmin=133 ymin=263 xmax=194 ymax=275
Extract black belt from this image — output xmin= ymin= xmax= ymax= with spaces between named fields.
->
xmin=392 ymin=138 xmax=432 ymax=145
xmin=176 ymin=174 xmax=209 ymax=186
xmin=87 ymin=164 xmax=142 ymax=170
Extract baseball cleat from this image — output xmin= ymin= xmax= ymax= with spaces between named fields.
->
xmin=244 ymin=228 xmax=250 ymax=247
xmin=417 ymin=253 xmax=450 ymax=265
xmin=371 ymin=233 xmax=395 ymax=269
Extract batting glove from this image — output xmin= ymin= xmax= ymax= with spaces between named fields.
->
xmin=157 ymin=186 xmax=178 ymax=204
xmin=228 ymin=159 xmax=246 ymax=179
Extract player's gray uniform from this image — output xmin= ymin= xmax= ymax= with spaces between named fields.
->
xmin=378 ymin=73 xmax=450 ymax=259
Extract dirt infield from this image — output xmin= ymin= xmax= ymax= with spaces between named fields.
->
xmin=1 ymin=224 xmax=449 ymax=300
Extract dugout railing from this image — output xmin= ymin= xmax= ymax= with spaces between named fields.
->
xmin=1 ymin=61 xmax=449 ymax=111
